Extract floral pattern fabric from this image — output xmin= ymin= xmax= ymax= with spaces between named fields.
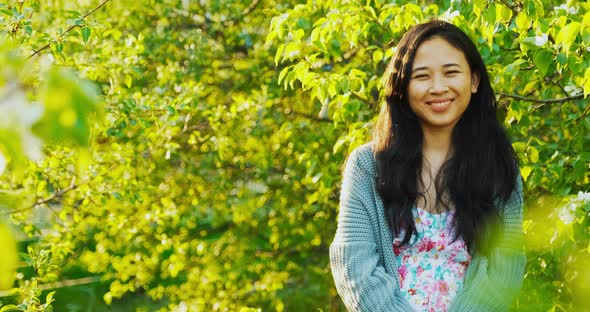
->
xmin=393 ymin=207 xmax=471 ymax=312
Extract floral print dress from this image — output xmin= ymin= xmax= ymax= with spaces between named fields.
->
xmin=393 ymin=207 xmax=471 ymax=312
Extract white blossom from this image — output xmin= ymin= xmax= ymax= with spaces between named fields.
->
xmin=554 ymin=4 xmax=578 ymax=14
xmin=558 ymin=203 xmax=576 ymax=224
xmin=577 ymin=191 xmax=590 ymax=202
xmin=534 ymin=33 xmax=548 ymax=46
xmin=564 ymin=84 xmax=582 ymax=95
xmin=441 ymin=9 xmax=460 ymax=21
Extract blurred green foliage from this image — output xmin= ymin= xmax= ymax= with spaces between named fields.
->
xmin=0 ymin=0 xmax=588 ymax=311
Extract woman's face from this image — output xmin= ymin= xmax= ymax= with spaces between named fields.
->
xmin=407 ymin=36 xmax=479 ymax=132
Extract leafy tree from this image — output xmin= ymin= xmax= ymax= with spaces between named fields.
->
xmin=0 ymin=0 xmax=588 ymax=311
xmin=268 ymin=0 xmax=590 ymax=310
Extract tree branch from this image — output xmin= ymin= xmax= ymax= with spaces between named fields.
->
xmin=498 ymin=92 xmax=585 ymax=104
xmin=354 ymin=0 xmax=390 ymax=37
xmin=574 ymin=103 xmax=590 ymax=123
xmin=27 ymin=0 xmax=111 ymax=60
xmin=497 ymin=0 xmax=521 ymax=15
xmin=0 ymin=276 xmax=102 ymax=298
xmin=4 ymin=178 xmax=77 ymax=215
xmin=241 ymin=0 xmax=261 ymax=18
xmin=544 ymin=77 xmax=570 ymax=98
xmin=290 ymin=110 xmax=333 ymax=123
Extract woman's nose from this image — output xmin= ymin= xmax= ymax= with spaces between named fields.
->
xmin=428 ymin=76 xmax=449 ymax=93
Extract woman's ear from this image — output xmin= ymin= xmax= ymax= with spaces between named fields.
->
xmin=471 ymin=72 xmax=480 ymax=93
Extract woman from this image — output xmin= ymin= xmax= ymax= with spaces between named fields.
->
xmin=329 ymin=20 xmax=525 ymax=312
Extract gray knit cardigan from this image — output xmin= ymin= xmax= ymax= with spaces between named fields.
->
xmin=329 ymin=143 xmax=525 ymax=312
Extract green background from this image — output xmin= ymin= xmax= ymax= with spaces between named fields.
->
xmin=0 ymin=0 xmax=589 ymax=311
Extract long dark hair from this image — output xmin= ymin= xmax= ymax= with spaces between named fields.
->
xmin=372 ymin=20 xmax=518 ymax=254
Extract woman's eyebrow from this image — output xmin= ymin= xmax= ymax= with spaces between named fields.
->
xmin=443 ymin=63 xmax=462 ymax=68
xmin=412 ymin=63 xmax=462 ymax=73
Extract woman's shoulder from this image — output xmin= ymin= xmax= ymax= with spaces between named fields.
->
xmin=347 ymin=141 xmax=377 ymax=177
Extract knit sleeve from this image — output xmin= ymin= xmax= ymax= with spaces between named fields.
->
xmin=449 ymin=176 xmax=526 ymax=312
xmin=329 ymin=147 xmax=413 ymax=312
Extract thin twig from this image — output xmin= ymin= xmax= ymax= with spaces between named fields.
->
xmin=543 ymin=78 xmax=569 ymax=98
xmin=497 ymin=0 xmax=520 ymax=14
xmin=27 ymin=0 xmax=111 ymax=60
xmin=354 ymin=0 xmax=390 ymax=36
xmin=0 ymin=276 xmax=102 ymax=298
xmin=574 ymin=103 xmax=590 ymax=123
xmin=241 ymin=0 xmax=261 ymax=17
xmin=290 ymin=110 xmax=333 ymax=123
xmin=4 ymin=178 xmax=77 ymax=215
xmin=498 ymin=92 xmax=585 ymax=104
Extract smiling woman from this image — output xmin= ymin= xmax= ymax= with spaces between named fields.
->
xmin=329 ymin=20 xmax=525 ymax=312
xmin=407 ymin=37 xmax=480 ymax=132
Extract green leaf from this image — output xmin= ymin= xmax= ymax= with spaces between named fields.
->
xmin=46 ymin=291 xmax=56 ymax=304
xmin=528 ymin=146 xmax=539 ymax=163
xmin=293 ymin=28 xmax=304 ymax=40
xmin=482 ymin=5 xmax=496 ymax=25
xmin=533 ymin=50 xmax=552 ymax=75
xmin=112 ymin=192 xmax=123 ymax=200
xmin=495 ymin=3 xmax=512 ymax=24
xmin=333 ymin=136 xmax=349 ymax=154
xmin=582 ymin=12 xmax=590 ymax=44
xmin=533 ymin=0 xmax=544 ymax=19
xmin=521 ymin=166 xmax=533 ymax=182
xmin=166 ymin=105 xmax=176 ymax=115
xmin=372 ymin=49 xmax=383 ymax=64
xmin=512 ymin=142 xmax=526 ymax=153
xmin=274 ymin=43 xmax=284 ymax=65
xmin=82 ymin=26 xmax=91 ymax=43
xmin=338 ymin=77 xmax=350 ymax=93
xmin=515 ymin=12 xmax=530 ymax=31
xmin=316 ymin=84 xmax=328 ymax=104
xmin=472 ymin=0 xmax=486 ymax=17
xmin=125 ymin=74 xmax=132 ymax=88
xmin=364 ymin=6 xmax=377 ymax=20
xmin=525 ymin=1 xmax=536 ymax=17
xmin=573 ymin=158 xmax=586 ymax=180
xmin=278 ymin=66 xmax=290 ymax=85
xmin=283 ymin=42 xmax=300 ymax=60
xmin=556 ymin=22 xmax=580 ymax=52
xmin=0 ymin=305 xmax=20 ymax=312
xmin=0 ymin=8 xmax=12 ymax=16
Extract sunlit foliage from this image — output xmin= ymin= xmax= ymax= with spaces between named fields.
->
xmin=0 ymin=0 xmax=588 ymax=311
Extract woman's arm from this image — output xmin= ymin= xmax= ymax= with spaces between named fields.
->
xmin=329 ymin=147 xmax=413 ymax=312
xmin=449 ymin=176 xmax=526 ymax=312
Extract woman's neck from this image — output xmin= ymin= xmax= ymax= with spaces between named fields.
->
xmin=417 ymin=126 xmax=454 ymax=213
xmin=421 ymin=127 xmax=453 ymax=162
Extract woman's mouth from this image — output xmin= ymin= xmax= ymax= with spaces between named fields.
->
xmin=427 ymin=99 xmax=453 ymax=112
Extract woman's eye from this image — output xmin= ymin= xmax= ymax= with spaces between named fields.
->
xmin=413 ymin=74 xmax=428 ymax=79
xmin=446 ymin=70 xmax=460 ymax=75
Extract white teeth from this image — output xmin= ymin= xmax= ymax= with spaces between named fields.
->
xmin=430 ymin=100 xmax=451 ymax=106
